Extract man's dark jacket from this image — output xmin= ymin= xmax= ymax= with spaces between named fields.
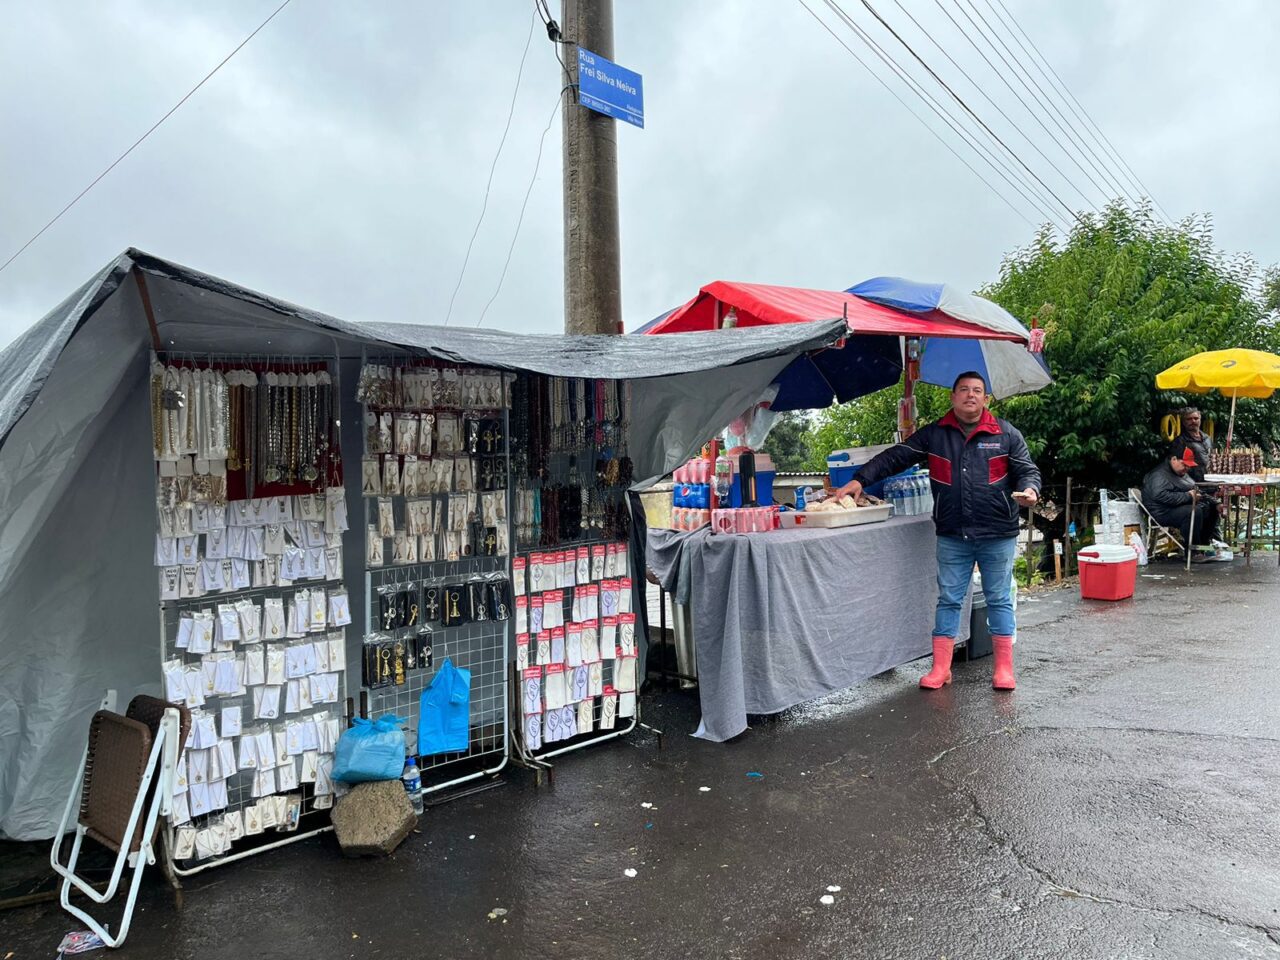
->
xmin=857 ymin=408 xmax=1042 ymax=541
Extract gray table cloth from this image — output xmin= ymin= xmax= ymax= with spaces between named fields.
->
xmin=647 ymin=516 xmax=970 ymax=742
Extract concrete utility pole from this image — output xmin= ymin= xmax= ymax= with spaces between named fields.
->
xmin=561 ymin=0 xmax=622 ymax=335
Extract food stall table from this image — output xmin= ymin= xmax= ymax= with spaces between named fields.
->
xmin=1201 ymin=475 xmax=1280 ymax=566
xmin=647 ymin=515 xmax=969 ymax=742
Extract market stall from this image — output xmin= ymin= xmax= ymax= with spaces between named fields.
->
xmin=1156 ymin=349 xmax=1280 ymax=566
xmin=641 ymin=280 xmax=1046 ymax=739
xmin=0 ymin=248 xmax=850 ymax=856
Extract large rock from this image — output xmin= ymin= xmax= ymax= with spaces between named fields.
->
xmin=331 ymin=780 xmax=417 ymax=857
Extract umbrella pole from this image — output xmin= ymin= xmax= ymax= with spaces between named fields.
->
xmin=1187 ymin=500 xmax=1196 ymax=571
xmin=1226 ymin=389 xmax=1237 ymax=458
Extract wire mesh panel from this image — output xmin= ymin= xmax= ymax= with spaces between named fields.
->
xmin=355 ymin=361 xmax=512 ymax=794
xmin=362 ymin=558 xmax=509 ymax=792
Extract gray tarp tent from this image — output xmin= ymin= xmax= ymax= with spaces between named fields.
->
xmin=0 ymin=248 xmax=845 ymax=839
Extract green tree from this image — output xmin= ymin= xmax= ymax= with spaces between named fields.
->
xmin=804 ymin=382 xmax=950 ymax=470
xmin=760 ymin=411 xmax=813 ymax=472
xmin=987 ymin=203 xmax=1280 ymax=490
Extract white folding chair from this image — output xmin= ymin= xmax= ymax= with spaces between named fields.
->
xmin=1129 ymin=488 xmax=1194 ymax=569
xmin=49 ymin=693 xmax=186 ymax=948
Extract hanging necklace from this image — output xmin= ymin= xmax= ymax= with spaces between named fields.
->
xmin=150 ymin=363 xmax=165 ymax=458
xmin=288 ymin=375 xmax=300 ymax=485
xmin=264 ymin=375 xmax=282 ymax=483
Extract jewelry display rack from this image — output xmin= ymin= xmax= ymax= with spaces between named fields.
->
xmin=508 ymin=374 xmax=642 ymax=767
xmin=150 ymin=354 xmax=352 ymax=876
xmin=356 ymin=360 xmax=512 ymax=796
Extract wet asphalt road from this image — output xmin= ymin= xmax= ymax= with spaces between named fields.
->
xmin=4 ymin=559 xmax=1279 ymax=959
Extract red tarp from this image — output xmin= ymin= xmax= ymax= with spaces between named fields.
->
xmin=645 ymin=281 xmax=1022 ymax=341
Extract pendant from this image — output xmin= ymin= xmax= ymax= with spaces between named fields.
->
xmin=302 ymin=464 xmax=319 ymax=483
xmin=264 ymin=465 xmax=281 ymax=483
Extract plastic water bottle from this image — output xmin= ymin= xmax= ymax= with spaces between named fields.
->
xmin=887 ymin=478 xmax=902 ymax=516
xmin=921 ymin=471 xmax=934 ymax=514
xmin=402 ymin=756 xmax=423 ymax=815
xmin=902 ymin=475 xmax=916 ymax=515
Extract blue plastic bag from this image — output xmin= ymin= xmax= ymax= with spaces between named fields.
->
xmin=332 ymin=714 xmax=406 ymax=783
xmin=418 ymin=659 xmax=471 ymax=756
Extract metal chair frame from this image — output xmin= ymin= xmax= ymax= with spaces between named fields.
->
xmin=49 ymin=691 xmax=181 ymax=948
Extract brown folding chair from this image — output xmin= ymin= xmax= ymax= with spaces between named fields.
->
xmin=50 ymin=692 xmax=184 ymax=948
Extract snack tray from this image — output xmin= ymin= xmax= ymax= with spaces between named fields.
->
xmin=780 ymin=504 xmax=893 ymax=528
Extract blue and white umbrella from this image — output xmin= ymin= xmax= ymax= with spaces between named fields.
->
xmin=847 ymin=277 xmax=1051 ymax=399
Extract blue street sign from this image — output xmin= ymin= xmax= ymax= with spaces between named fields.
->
xmin=576 ymin=48 xmax=644 ymax=128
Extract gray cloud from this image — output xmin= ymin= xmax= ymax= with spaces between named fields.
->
xmin=2 ymin=1 xmax=1277 ymax=348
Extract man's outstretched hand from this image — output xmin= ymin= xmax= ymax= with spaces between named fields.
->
xmin=1011 ymin=488 xmax=1038 ymax=508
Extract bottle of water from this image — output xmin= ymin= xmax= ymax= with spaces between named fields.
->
xmin=887 ymin=477 xmax=903 ymax=516
xmin=402 ymin=755 xmax=423 ymax=815
xmin=905 ymin=473 xmax=918 ymax=515
xmin=921 ymin=471 xmax=933 ymax=514
xmin=901 ymin=475 xmax=915 ymax=515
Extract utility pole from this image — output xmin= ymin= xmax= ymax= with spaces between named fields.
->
xmin=561 ymin=0 xmax=622 ymax=335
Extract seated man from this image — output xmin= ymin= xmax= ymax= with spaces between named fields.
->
xmin=1142 ymin=449 xmax=1225 ymax=560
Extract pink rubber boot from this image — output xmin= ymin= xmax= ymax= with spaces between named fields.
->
xmin=919 ymin=637 xmax=954 ymax=689
xmin=992 ymin=635 xmax=1016 ymax=690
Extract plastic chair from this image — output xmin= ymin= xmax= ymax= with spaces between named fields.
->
xmin=49 ymin=693 xmax=187 ymax=948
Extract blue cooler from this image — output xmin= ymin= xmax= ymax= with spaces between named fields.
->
xmin=723 ymin=453 xmax=776 ymax=506
xmin=827 ymin=445 xmax=909 ymax=497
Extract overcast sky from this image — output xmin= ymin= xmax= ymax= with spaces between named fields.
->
xmin=1 ymin=1 xmax=1276 ymax=348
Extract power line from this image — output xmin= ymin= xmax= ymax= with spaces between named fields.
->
xmin=0 ymin=0 xmax=295 ymax=279
xmin=476 ymin=92 xmax=563 ymax=327
xmin=986 ymin=0 xmax=1174 ymax=223
xmin=888 ymin=0 xmax=1118 ymax=211
xmin=851 ymin=0 xmax=1083 ymax=226
xmin=444 ymin=7 xmax=538 ymax=326
xmin=947 ymin=0 xmax=1134 ymax=208
xmin=963 ymin=0 xmax=1136 ymax=207
xmin=795 ymin=0 xmax=1055 ymax=230
xmin=835 ymin=0 xmax=1079 ymax=226
xmin=816 ymin=0 xmax=1068 ymax=230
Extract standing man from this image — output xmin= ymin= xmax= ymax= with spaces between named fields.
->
xmin=1170 ymin=407 xmax=1212 ymax=484
xmin=832 ymin=372 xmax=1041 ymax=691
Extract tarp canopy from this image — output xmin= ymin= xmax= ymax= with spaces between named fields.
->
xmin=0 ymin=249 xmax=847 ymax=840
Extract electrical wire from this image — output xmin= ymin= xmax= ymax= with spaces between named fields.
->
xmin=476 ymin=92 xmax=564 ymax=327
xmin=818 ymin=0 xmax=1067 ymax=229
xmin=443 ymin=7 xmax=538 ymax=326
xmin=534 ymin=0 xmax=575 ymax=96
xmin=794 ymin=0 xmax=1049 ymax=230
xmin=850 ymin=0 xmax=1081 ymax=224
xmin=887 ymin=0 xmax=1119 ymax=211
xmin=965 ymin=0 xmax=1136 ymax=207
xmin=986 ymin=0 xmax=1172 ymax=222
xmin=944 ymin=0 xmax=1132 ymax=208
xmin=0 ymin=0 xmax=294 ymax=278
xmin=814 ymin=0 xmax=1072 ymax=230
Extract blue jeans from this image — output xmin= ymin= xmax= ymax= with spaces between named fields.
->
xmin=934 ymin=536 xmax=1018 ymax=639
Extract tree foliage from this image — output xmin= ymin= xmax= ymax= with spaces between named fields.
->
xmin=760 ymin=411 xmax=814 ymax=472
xmin=988 ymin=204 xmax=1280 ymax=490
xmin=804 ymin=382 xmax=950 ymax=470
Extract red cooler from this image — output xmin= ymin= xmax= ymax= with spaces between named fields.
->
xmin=1078 ymin=545 xmax=1139 ymax=601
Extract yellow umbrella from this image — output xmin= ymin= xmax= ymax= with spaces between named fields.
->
xmin=1155 ymin=348 xmax=1280 ymax=453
